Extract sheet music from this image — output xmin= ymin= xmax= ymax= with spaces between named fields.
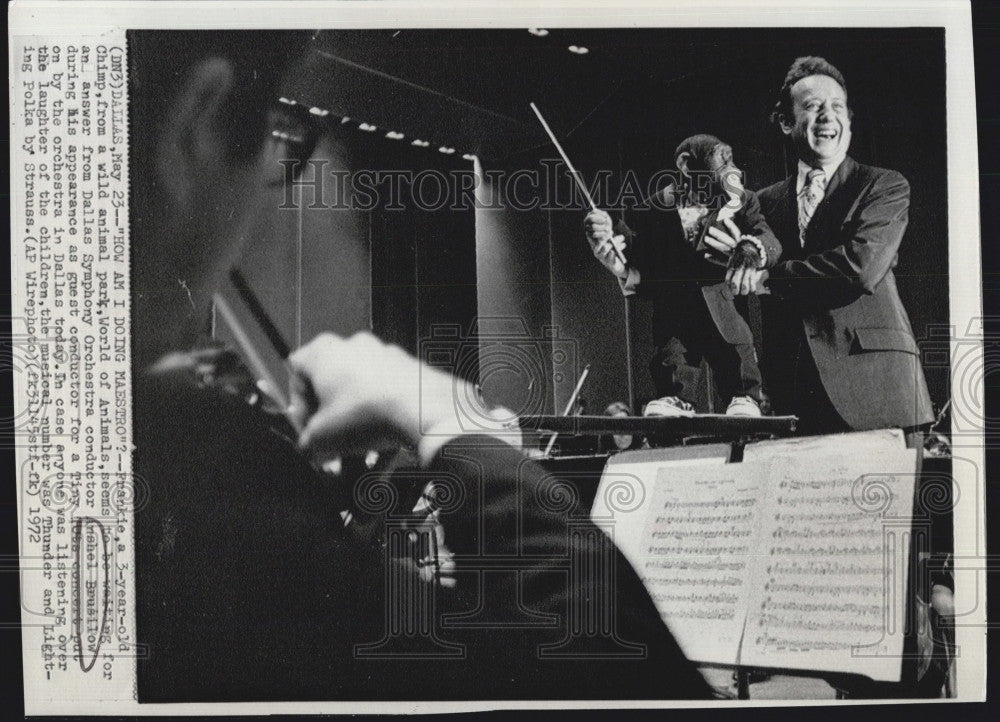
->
xmin=742 ymin=428 xmax=906 ymax=462
xmin=592 ymin=444 xmax=730 ymax=555
xmin=637 ymin=461 xmax=770 ymax=665
xmin=593 ymin=433 xmax=919 ymax=678
xmin=741 ymin=448 xmax=919 ymax=682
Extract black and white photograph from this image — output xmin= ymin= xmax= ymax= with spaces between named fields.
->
xmin=7 ymin=0 xmax=987 ymax=714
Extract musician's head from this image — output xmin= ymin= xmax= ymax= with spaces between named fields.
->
xmin=129 ymin=31 xmax=311 ymax=365
xmin=771 ymin=56 xmax=853 ymax=167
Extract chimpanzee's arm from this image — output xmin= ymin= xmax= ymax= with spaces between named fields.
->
xmin=612 ymin=217 xmax=649 ymax=297
xmin=736 ymin=190 xmax=783 ymax=268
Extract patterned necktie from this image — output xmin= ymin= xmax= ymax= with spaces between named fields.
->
xmin=798 ymin=167 xmax=827 ymax=245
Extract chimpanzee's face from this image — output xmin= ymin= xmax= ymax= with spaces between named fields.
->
xmin=676 ymin=137 xmax=742 ymax=206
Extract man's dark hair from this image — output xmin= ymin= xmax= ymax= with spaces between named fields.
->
xmin=127 ymin=31 xmax=313 ymax=287
xmin=129 ymin=30 xmax=313 ymax=165
xmin=770 ymin=55 xmax=851 ymax=126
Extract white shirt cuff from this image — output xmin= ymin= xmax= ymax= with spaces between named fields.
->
xmin=618 ymin=266 xmax=641 ymax=296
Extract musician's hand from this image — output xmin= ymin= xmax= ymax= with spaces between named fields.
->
xmin=585 ymin=210 xmax=628 ymax=278
xmin=288 ymin=332 xmax=466 ymax=457
xmin=288 ymin=332 xmax=515 ymax=464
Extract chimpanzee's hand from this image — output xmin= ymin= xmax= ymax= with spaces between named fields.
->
xmin=584 ymin=210 xmax=629 ymax=278
xmin=728 ymin=240 xmax=763 ymax=271
xmin=703 ymin=218 xmax=741 ymax=260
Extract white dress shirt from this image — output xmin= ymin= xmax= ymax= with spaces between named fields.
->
xmin=796 ymin=154 xmax=846 ymax=194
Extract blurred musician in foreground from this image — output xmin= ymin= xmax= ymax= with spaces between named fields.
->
xmin=129 ymin=31 xmax=710 ymax=701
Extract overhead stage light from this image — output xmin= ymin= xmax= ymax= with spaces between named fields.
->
xmin=438 ymin=146 xmax=456 ymax=155
xmin=309 ymin=107 xmax=329 ymax=117
xmin=568 ymin=45 xmax=589 ymax=55
xmin=462 ymin=153 xmax=477 ymax=162
xmin=411 ymin=139 xmax=430 ymax=147
xmin=385 ymin=131 xmax=405 ymax=140
xmin=528 ymin=28 xmax=549 ymax=37
xmin=358 ymin=122 xmax=378 ymax=132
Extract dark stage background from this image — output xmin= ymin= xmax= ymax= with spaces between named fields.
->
xmin=235 ymin=27 xmax=949 ymax=421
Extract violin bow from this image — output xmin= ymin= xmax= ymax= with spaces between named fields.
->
xmin=543 ymin=363 xmax=591 ymax=457
xmin=213 ymin=266 xmax=295 ymax=415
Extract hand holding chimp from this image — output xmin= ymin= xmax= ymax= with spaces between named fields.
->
xmin=726 ymin=267 xmax=770 ymax=296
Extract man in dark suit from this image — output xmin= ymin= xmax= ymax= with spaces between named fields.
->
xmin=748 ymin=56 xmax=934 ymax=433
xmin=743 ymin=60 xmax=951 ymax=700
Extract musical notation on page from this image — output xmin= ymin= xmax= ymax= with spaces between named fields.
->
xmin=591 ymin=430 xmax=919 ymax=681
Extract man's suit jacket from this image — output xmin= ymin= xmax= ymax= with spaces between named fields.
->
xmin=616 ymin=187 xmax=782 ymax=347
xmin=757 ymin=156 xmax=934 ymax=430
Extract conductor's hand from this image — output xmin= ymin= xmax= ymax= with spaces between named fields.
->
xmin=584 ymin=210 xmax=628 ymax=278
xmin=726 ymin=268 xmax=770 ymax=296
xmin=288 ymin=331 xmax=472 ymax=457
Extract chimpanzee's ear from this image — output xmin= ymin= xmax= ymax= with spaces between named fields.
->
xmin=676 ymin=151 xmax=691 ymax=175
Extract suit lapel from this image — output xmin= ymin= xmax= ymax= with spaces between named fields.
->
xmin=801 ymin=156 xmax=858 ymax=251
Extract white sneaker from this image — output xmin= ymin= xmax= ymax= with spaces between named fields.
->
xmin=643 ymin=396 xmax=695 ymax=417
xmin=725 ymin=396 xmax=762 ymax=417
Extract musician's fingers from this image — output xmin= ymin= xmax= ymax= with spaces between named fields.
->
xmin=725 ymin=268 xmax=735 ymax=285
xmin=610 ymin=234 xmax=627 ymax=252
xmin=256 ymin=378 xmax=282 ymax=405
xmin=190 ymin=346 xmax=228 ymax=363
xmin=288 ymin=331 xmax=346 ymax=377
xmin=740 ymin=268 xmax=754 ymax=296
xmin=723 ymin=218 xmax=743 ymax=241
xmin=297 ymin=396 xmax=359 ymax=453
xmin=287 ymin=370 xmax=318 ymax=433
xmin=585 ymin=212 xmax=613 ymax=243
xmin=703 ymin=253 xmax=727 ymax=267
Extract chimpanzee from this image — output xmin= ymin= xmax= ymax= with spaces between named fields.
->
xmin=584 ymin=134 xmax=782 ymax=417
